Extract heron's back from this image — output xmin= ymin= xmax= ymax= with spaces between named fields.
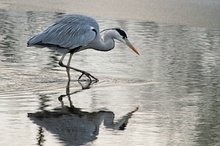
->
xmin=27 ymin=14 xmax=99 ymax=53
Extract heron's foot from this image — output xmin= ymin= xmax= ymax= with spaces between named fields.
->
xmin=78 ymin=71 xmax=99 ymax=82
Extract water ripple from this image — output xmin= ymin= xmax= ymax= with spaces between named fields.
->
xmin=0 ymin=10 xmax=220 ymax=146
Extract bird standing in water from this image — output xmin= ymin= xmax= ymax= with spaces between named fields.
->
xmin=27 ymin=14 xmax=139 ymax=82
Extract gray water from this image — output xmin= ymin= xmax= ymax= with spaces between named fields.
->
xmin=0 ymin=10 xmax=220 ymax=146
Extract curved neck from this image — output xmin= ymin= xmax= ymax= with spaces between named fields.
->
xmin=103 ymin=31 xmax=115 ymax=50
xmin=90 ymin=30 xmax=116 ymax=51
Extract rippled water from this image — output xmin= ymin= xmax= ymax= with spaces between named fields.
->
xmin=0 ymin=10 xmax=220 ymax=146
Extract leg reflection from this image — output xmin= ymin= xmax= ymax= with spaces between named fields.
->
xmin=28 ymin=80 xmax=139 ymax=146
xmin=58 ymin=79 xmax=94 ymax=109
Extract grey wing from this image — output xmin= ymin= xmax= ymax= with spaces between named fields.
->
xmin=27 ymin=16 xmax=97 ymax=50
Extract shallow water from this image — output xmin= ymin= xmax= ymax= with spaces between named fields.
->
xmin=0 ymin=10 xmax=220 ymax=146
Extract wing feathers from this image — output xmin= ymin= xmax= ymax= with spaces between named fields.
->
xmin=27 ymin=14 xmax=99 ymax=50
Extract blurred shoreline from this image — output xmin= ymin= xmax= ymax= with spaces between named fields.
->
xmin=1 ymin=0 xmax=220 ymax=29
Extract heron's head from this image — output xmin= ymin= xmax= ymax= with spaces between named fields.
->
xmin=114 ymin=28 xmax=139 ymax=55
xmin=102 ymin=28 xmax=139 ymax=55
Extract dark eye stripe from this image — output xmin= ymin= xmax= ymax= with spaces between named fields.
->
xmin=115 ymin=28 xmax=127 ymax=38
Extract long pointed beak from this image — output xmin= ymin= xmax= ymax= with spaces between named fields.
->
xmin=125 ymin=39 xmax=140 ymax=55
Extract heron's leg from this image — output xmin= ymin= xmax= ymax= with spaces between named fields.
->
xmin=78 ymin=71 xmax=98 ymax=82
xmin=58 ymin=53 xmax=71 ymax=81
xmin=66 ymin=53 xmax=73 ymax=81
xmin=58 ymin=53 xmax=98 ymax=82
xmin=73 ymin=66 xmax=99 ymax=82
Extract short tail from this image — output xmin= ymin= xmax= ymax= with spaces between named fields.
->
xmin=27 ymin=33 xmax=44 ymax=47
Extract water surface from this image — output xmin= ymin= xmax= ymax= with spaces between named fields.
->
xmin=0 ymin=10 xmax=220 ymax=146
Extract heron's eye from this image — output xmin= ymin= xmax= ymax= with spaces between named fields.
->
xmin=122 ymin=36 xmax=126 ymax=39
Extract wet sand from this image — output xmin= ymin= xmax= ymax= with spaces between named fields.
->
xmin=1 ymin=0 xmax=220 ymax=29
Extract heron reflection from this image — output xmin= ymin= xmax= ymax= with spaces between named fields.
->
xmin=28 ymin=80 xmax=138 ymax=146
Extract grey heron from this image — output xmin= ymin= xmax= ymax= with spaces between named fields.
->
xmin=27 ymin=14 xmax=139 ymax=82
